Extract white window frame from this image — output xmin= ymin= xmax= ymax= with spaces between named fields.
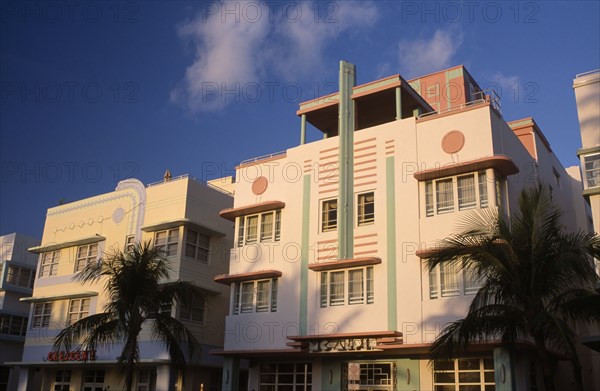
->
xmin=357 ymin=192 xmax=375 ymax=226
xmin=584 ymin=153 xmax=600 ymax=188
xmin=429 ymin=262 xmax=482 ymax=299
xmin=67 ymin=298 xmax=90 ymax=325
xmin=136 ymin=369 xmax=156 ymax=391
xmin=433 ymin=358 xmax=495 ymax=391
xmin=259 ymin=363 xmax=312 ymax=390
xmin=320 ymin=266 xmax=374 ymax=307
xmin=425 ymin=171 xmax=489 ymax=217
xmin=185 ymin=229 xmax=210 ymax=263
xmin=232 ymin=279 xmax=278 ymax=314
xmin=0 ymin=314 xmax=28 ymax=336
xmin=32 ymin=302 xmax=52 ymax=328
xmin=179 ymin=296 xmax=205 ymax=324
xmin=54 ymin=369 xmax=72 ymax=391
xmin=154 ymin=228 xmax=179 ymax=257
xmin=75 ymin=244 xmax=98 ymax=273
xmin=6 ymin=265 xmax=35 ymax=288
xmin=82 ymin=369 xmax=105 ymax=391
xmin=125 ymin=235 xmax=135 ymax=253
xmin=39 ymin=251 xmax=60 ymax=277
xmin=236 ymin=210 xmax=281 ymax=247
xmin=321 ymin=199 xmax=338 ymax=232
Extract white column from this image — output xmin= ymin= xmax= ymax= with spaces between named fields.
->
xmin=16 ymin=367 xmax=29 ymax=391
xmin=155 ymin=365 xmax=172 ymax=391
xmin=486 ymin=168 xmax=497 ymax=208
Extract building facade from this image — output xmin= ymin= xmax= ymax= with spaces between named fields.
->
xmin=215 ymin=63 xmax=595 ymax=391
xmin=12 ymin=175 xmax=234 ymax=391
xmin=0 ymin=233 xmax=40 ymax=391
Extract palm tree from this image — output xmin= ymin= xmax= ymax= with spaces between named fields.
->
xmin=53 ymin=242 xmax=202 ymax=391
xmin=423 ymin=185 xmax=600 ymax=391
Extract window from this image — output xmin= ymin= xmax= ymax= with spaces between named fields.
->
xmin=83 ymin=370 xmax=105 ymax=391
xmin=429 ymin=262 xmax=482 ymax=299
xmin=154 ymin=228 xmax=179 ymax=257
xmin=320 ymin=267 xmax=374 ymax=307
xmin=179 ymin=297 xmax=204 ymax=323
xmin=425 ymin=172 xmax=489 ymax=216
xmin=0 ymin=314 xmax=28 ymax=336
xmin=75 ymin=244 xmax=98 ymax=272
xmin=584 ymin=153 xmax=600 ymax=188
xmin=6 ymin=265 xmax=35 ymax=288
xmin=347 ymin=362 xmax=395 ymax=389
xmin=321 ymin=199 xmax=338 ymax=232
xmin=259 ymin=363 xmax=312 ymax=391
xmin=236 ymin=210 xmax=281 ymax=247
xmin=185 ymin=229 xmax=210 ymax=263
xmin=67 ymin=298 xmax=90 ymax=325
xmin=232 ymin=279 xmax=278 ymax=314
xmin=137 ymin=369 xmax=156 ymax=391
xmin=357 ymin=192 xmax=375 ymax=225
xmin=32 ymin=302 xmax=52 ymax=328
xmin=54 ymin=370 xmax=71 ymax=391
xmin=125 ymin=235 xmax=135 ymax=253
xmin=39 ymin=251 xmax=60 ymax=277
xmin=433 ymin=358 xmax=495 ymax=391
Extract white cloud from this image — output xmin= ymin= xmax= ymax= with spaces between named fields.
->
xmin=172 ymin=1 xmax=378 ymax=112
xmin=397 ymin=27 xmax=464 ymax=79
xmin=490 ymin=72 xmax=520 ymax=91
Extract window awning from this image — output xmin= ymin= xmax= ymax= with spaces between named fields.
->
xmin=214 ymin=270 xmax=282 ymax=285
xmin=28 ymin=235 xmax=106 ymax=254
xmin=141 ymin=218 xmax=226 ymax=237
xmin=219 ymin=201 xmax=285 ymax=221
xmin=20 ymin=291 xmax=98 ymax=303
xmin=413 ymin=155 xmax=519 ymax=181
xmin=308 ymin=257 xmax=381 ymax=271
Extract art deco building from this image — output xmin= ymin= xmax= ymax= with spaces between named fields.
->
xmin=214 ymin=63 xmax=596 ymax=391
xmin=12 ymin=175 xmax=234 ymax=391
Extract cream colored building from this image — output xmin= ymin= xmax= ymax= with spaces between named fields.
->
xmin=12 ymin=175 xmax=234 ymax=391
xmin=214 ymin=63 xmax=595 ymax=391
xmin=0 ymin=232 xmax=40 ymax=391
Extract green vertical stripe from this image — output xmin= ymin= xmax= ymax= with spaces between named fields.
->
xmin=386 ymin=156 xmax=397 ymax=330
xmin=299 ymin=174 xmax=311 ymax=335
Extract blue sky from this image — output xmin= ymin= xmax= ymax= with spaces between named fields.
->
xmin=1 ymin=1 xmax=599 ymax=238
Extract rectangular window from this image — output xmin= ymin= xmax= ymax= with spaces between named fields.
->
xmin=0 ymin=314 xmax=28 ymax=336
xmin=232 ymin=279 xmax=278 ymax=314
xmin=54 ymin=370 xmax=71 ymax=391
xmin=68 ymin=298 xmax=90 ymax=325
xmin=426 ymin=173 xmax=489 ymax=216
xmin=75 ymin=244 xmax=98 ymax=272
xmin=584 ymin=153 xmax=600 ymax=188
xmin=440 ymin=262 xmax=460 ymax=297
xmin=322 ymin=199 xmax=338 ymax=232
xmin=185 ymin=229 xmax=210 ymax=263
xmin=154 ymin=228 xmax=179 ymax=257
xmin=320 ymin=267 xmax=374 ymax=307
xmin=464 ymin=264 xmax=482 ymax=295
xmin=425 ymin=181 xmax=434 ymax=217
xmin=259 ymin=363 xmax=312 ymax=390
xmin=83 ymin=370 xmax=105 ymax=391
xmin=433 ymin=358 xmax=494 ymax=391
xmin=236 ymin=210 xmax=282 ymax=247
xmin=39 ymin=251 xmax=60 ymax=277
xmin=125 ymin=235 xmax=135 ymax=253
xmin=436 ymin=179 xmax=454 ymax=213
xmin=357 ymin=192 xmax=375 ymax=225
xmin=32 ymin=302 xmax=52 ymax=328
xmin=179 ymin=297 xmax=204 ymax=323
xmin=429 ymin=266 xmax=439 ymax=299
xmin=137 ymin=369 xmax=156 ymax=391
xmin=457 ymin=175 xmax=476 ymax=210
xmin=479 ymin=171 xmax=488 ymax=208
xmin=6 ymin=265 xmax=35 ymax=288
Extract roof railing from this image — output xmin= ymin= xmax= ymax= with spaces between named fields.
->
xmin=418 ymin=89 xmax=501 ymax=120
xmin=146 ymin=174 xmax=233 ymax=196
xmin=576 ymin=69 xmax=600 ymax=78
xmin=239 ymin=151 xmax=287 ymax=166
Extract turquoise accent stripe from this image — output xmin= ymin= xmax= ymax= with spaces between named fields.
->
xmin=299 ymin=174 xmax=311 ymax=335
xmin=386 ymin=156 xmax=397 ymax=330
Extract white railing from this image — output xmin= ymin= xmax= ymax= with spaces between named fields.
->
xmin=418 ymin=89 xmax=501 ymax=120
xmin=239 ymin=151 xmax=286 ymax=166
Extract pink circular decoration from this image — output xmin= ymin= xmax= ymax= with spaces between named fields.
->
xmin=441 ymin=130 xmax=465 ymax=154
xmin=252 ymin=176 xmax=268 ymax=195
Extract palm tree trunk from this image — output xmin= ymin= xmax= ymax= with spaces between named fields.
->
xmin=534 ymin=335 xmax=556 ymax=391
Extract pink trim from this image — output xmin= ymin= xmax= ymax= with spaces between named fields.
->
xmin=251 ymin=176 xmax=269 ymax=195
xmin=413 ymin=156 xmax=519 ymax=181
xmin=441 ymin=130 xmax=465 ymax=154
